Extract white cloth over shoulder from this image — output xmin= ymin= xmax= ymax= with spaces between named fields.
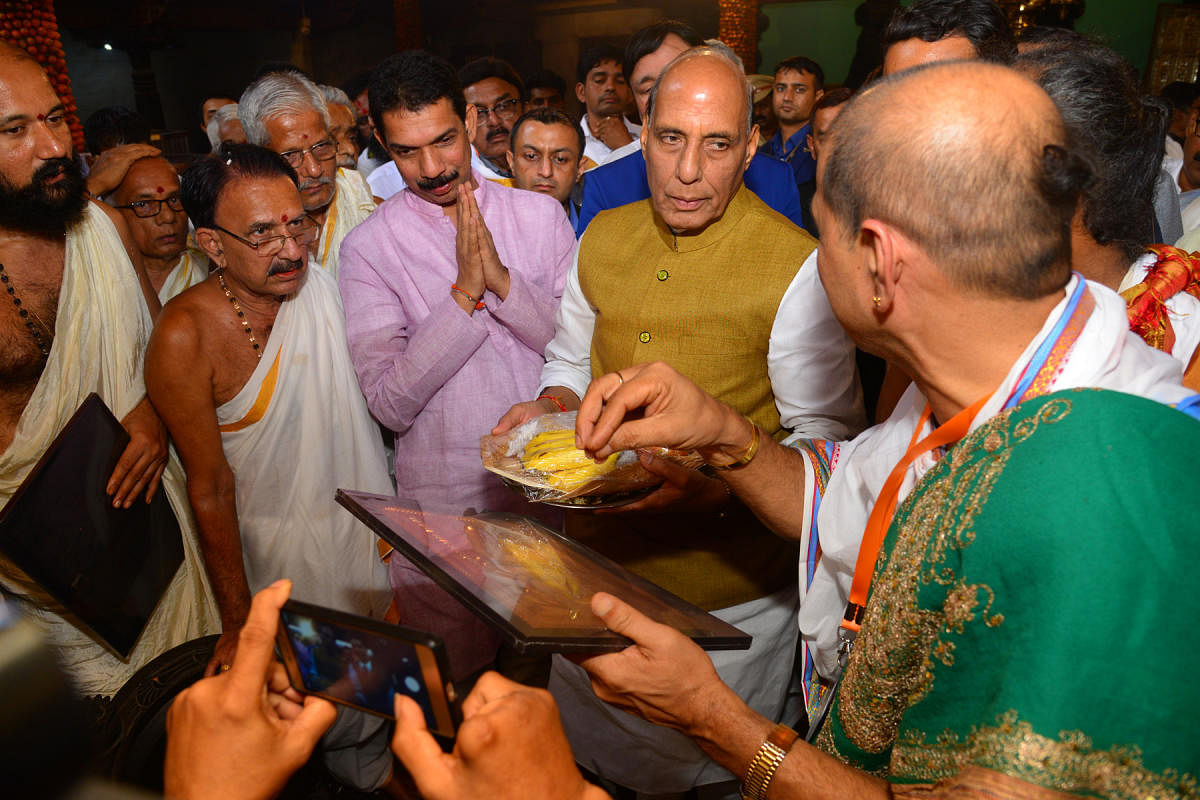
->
xmin=0 ymin=203 xmax=218 ymax=696
xmin=317 ymin=167 xmax=376 ymax=279
xmin=157 ymin=247 xmax=208 ymax=305
xmin=216 ymin=265 xmax=391 ymax=616
xmin=794 ymin=276 xmax=1192 ymax=681
xmin=366 ymin=160 xmax=406 ymax=201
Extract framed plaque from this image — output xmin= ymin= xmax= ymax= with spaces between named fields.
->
xmin=0 ymin=394 xmax=183 ymax=657
xmin=336 ymin=489 xmax=751 ymax=654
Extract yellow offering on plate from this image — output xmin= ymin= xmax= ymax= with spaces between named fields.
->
xmin=521 ymin=429 xmax=621 ymax=490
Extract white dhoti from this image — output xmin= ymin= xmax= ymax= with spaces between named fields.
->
xmin=315 ymin=168 xmax=376 ymax=279
xmin=549 ymin=584 xmax=800 ymax=796
xmin=156 ymin=247 xmax=209 ymax=305
xmin=215 ymin=263 xmax=395 ymax=792
xmin=0 ymin=204 xmax=218 ymax=697
xmin=215 ymin=264 xmax=392 ymax=616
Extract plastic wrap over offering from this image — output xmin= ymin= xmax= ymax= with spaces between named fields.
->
xmin=480 ymin=411 xmax=704 ymax=507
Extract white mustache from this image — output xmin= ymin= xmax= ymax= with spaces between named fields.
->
xmin=299 ymin=175 xmax=333 ymax=191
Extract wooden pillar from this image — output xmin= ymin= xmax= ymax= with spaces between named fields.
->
xmin=393 ymin=0 xmax=423 ymax=52
xmin=718 ymin=0 xmax=759 ymax=71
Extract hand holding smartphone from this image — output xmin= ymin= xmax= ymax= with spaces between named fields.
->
xmin=275 ymin=599 xmax=461 ymax=737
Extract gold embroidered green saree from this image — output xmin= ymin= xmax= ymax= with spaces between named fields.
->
xmin=819 ymin=389 xmax=1200 ymax=799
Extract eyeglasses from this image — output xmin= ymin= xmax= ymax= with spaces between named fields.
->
xmin=474 ymin=98 xmax=521 ymax=126
xmin=213 ymin=217 xmax=318 ymax=258
xmin=114 ymin=195 xmax=184 ymax=218
xmin=278 ymin=140 xmax=336 ymax=169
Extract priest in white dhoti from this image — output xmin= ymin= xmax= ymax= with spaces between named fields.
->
xmin=145 ymin=145 xmax=395 ymax=792
xmin=239 ymin=71 xmax=377 ymax=278
xmin=106 ymin=155 xmax=211 ymax=304
xmin=0 ymin=42 xmax=217 ymax=698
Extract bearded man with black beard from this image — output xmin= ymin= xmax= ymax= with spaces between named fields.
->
xmin=0 ymin=41 xmax=219 ymax=696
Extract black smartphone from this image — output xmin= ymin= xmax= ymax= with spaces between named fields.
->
xmin=276 ymin=599 xmax=460 ymax=736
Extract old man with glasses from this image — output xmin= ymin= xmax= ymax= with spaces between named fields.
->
xmin=239 ymin=70 xmax=377 ymax=277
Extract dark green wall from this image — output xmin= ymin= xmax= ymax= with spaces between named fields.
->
xmin=759 ymin=0 xmax=1183 ymax=84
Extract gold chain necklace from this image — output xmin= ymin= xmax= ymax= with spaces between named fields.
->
xmin=0 ymin=261 xmax=51 ymax=358
xmin=217 ymin=268 xmax=261 ymax=359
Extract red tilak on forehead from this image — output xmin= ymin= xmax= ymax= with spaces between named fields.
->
xmin=36 ymin=113 xmax=45 ymax=121
xmin=281 ymin=213 xmax=289 ymax=222
xmin=156 ymin=186 xmax=165 ymax=194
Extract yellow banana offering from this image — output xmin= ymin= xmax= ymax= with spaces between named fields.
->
xmin=521 ymin=429 xmax=621 ymax=490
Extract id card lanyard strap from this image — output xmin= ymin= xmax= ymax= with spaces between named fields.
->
xmin=805 ymin=278 xmax=1093 ymax=741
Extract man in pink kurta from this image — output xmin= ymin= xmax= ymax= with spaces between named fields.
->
xmin=338 ymin=52 xmax=574 ymax=678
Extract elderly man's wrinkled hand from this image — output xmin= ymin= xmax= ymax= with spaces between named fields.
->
xmin=577 ymin=592 xmax=728 ymax=736
xmin=391 ymin=671 xmax=609 ymax=800
xmin=165 ymin=580 xmax=337 ymax=800
xmin=574 ymin=362 xmax=744 ymax=461
xmin=598 ymin=454 xmax=730 ymax=514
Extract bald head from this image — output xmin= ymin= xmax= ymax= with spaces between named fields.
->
xmin=822 ymin=61 xmax=1089 ymax=299
xmin=647 ymin=44 xmax=753 ymax=135
xmin=640 ymin=45 xmax=759 ymax=234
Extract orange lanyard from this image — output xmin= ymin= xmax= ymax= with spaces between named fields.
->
xmin=840 ymin=393 xmax=990 ymax=633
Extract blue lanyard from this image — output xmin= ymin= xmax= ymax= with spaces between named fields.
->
xmin=1003 ymin=276 xmax=1088 ymax=411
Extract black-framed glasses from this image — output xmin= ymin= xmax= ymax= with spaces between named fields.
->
xmin=213 ymin=217 xmax=318 ymax=258
xmin=474 ymin=98 xmax=521 ymax=126
xmin=114 ymin=195 xmax=184 ymax=218
xmin=278 ymin=140 xmax=337 ymax=169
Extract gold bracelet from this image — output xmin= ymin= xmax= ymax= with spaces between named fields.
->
xmin=710 ymin=417 xmax=761 ymax=471
xmin=741 ymin=724 xmax=799 ymax=800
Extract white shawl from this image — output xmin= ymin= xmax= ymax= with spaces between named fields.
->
xmin=0 ymin=204 xmax=218 ymax=696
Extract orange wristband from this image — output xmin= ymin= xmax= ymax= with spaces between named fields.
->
xmin=537 ymin=394 xmax=567 ymax=412
xmin=451 ymin=283 xmax=485 ymax=310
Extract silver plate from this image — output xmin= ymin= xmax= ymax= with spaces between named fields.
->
xmin=497 ymin=476 xmax=657 ymax=509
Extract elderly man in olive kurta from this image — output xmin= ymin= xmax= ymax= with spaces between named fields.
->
xmin=497 ymin=46 xmax=864 ymax=796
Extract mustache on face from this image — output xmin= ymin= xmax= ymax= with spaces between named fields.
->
xmin=417 ymin=169 xmax=459 ymax=192
xmin=34 ymin=157 xmax=73 ymax=184
xmin=268 ymin=258 xmax=304 ymax=276
xmin=298 ymin=175 xmax=334 ymax=192
xmin=485 ymin=125 xmax=509 ymax=141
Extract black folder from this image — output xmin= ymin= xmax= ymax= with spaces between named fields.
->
xmin=0 ymin=394 xmax=183 ymax=657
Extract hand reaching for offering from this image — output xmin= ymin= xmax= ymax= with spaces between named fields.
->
xmin=575 ymin=362 xmax=753 ymax=463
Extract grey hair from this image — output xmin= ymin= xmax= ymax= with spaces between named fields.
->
xmin=206 ymin=103 xmax=240 ymax=153
xmin=318 ymin=84 xmax=355 ymax=118
xmin=646 ymin=41 xmax=754 ymax=134
xmin=238 ymin=72 xmax=332 ymax=147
